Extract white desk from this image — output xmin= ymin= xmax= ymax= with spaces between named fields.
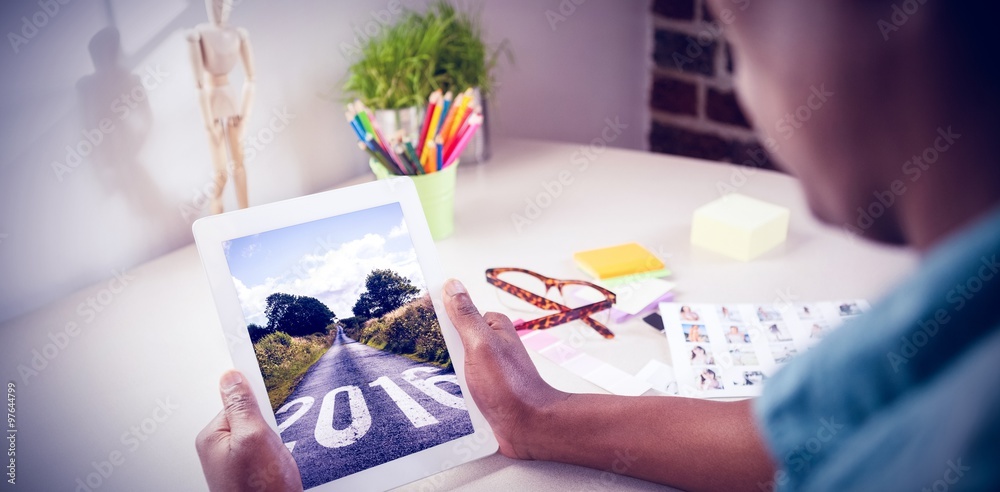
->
xmin=0 ymin=139 xmax=916 ymax=491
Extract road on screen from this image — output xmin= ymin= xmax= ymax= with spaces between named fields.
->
xmin=275 ymin=329 xmax=473 ymax=488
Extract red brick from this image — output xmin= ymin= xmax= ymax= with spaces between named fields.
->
xmin=650 ymin=75 xmax=697 ymax=115
xmin=706 ymin=88 xmax=750 ymax=128
xmin=654 ymin=29 xmax=716 ymax=76
xmin=652 ymin=0 xmax=695 ymax=20
xmin=649 ymin=122 xmax=732 ymax=162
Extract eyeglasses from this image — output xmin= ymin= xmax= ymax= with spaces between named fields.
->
xmin=485 ymin=267 xmax=617 ymax=339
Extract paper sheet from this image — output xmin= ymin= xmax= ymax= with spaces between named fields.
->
xmin=518 ymin=330 xmax=652 ymax=396
xmin=659 ymin=300 xmax=870 ymax=399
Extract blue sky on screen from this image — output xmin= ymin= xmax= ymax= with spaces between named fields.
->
xmin=223 ymin=203 xmax=426 ymax=327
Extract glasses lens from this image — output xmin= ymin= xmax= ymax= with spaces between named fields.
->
xmin=494 ymin=270 xmax=550 ymax=314
xmin=559 ymin=283 xmax=612 ymax=326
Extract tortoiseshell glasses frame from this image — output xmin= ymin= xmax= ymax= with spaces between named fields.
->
xmin=485 ymin=267 xmax=617 ymax=339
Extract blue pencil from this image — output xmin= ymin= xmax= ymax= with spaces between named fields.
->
xmin=346 ymin=112 xmax=366 ymax=141
xmin=437 ymin=92 xmax=453 ymax=134
xmin=436 ymin=136 xmax=443 ymax=171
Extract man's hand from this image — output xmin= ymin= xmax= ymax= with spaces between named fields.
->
xmin=442 ymin=279 xmax=568 ymax=460
xmin=442 ymin=279 xmax=775 ymax=491
xmin=196 ymin=370 xmax=303 ymax=492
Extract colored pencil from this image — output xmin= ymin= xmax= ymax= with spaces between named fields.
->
xmin=365 ymin=133 xmax=400 ymax=174
xmin=345 ymin=111 xmax=365 ymax=141
xmin=444 ymin=112 xmax=482 ymax=167
xmin=416 ymin=90 xmax=440 ymax=158
xmin=437 ymin=91 xmax=453 ymax=134
xmin=346 ymin=88 xmax=483 ymax=176
xmin=446 ymin=89 xmax=472 ymax=141
xmin=422 ymin=103 xmax=443 ymax=168
xmin=354 ymin=101 xmax=380 ymax=146
xmin=359 ymin=141 xmax=395 ymax=173
xmin=438 ymin=92 xmax=461 ymax=144
xmin=435 ymin=135 xmax=444 ymax=171
xmin=443 ymin=106 xmax=476 ymax=160
xmin=403 ymin=139 xmax=422 ymax=174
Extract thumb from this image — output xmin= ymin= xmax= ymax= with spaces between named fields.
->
xmin=218 ymin=370 xmax=265 ymax=433
xmin=443 ymin=279 xmax=488 ymax=349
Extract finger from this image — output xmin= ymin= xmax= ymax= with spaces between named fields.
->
xmin=195 ymin=409 xmax=230 ymax=455
xmin=483 ymin=312 xmax=515 ymax=333
xmin=443 ymin=279 xmax=488 ymax=348
xmin=218 ymin=370 xmax=266 ymax=435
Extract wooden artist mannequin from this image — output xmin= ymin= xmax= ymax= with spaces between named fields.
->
xmin=186 ymin=0 xmax=255 ymax=214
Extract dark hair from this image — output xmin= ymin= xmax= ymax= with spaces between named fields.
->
xmin=691 ymin=346 xmax=706 ymax=359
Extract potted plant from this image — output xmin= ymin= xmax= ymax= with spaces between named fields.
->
xmin=343 ymin=1 xmax=511 ymax=162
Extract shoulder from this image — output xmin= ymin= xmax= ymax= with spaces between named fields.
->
xmin=186 ymin=24 xmax=212 ymax=42
xmin=754 ymin=204 xmax=1000 ymax=490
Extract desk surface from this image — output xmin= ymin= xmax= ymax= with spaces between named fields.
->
xmin=0 ymin=139 xmax=916 ymax=491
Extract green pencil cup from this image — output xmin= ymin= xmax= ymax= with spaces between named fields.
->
xmin=369 ymin=159 xmax=459 ymax=240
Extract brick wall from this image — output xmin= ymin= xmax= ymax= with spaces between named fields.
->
xmin=648 ymin=0 xmax=777 ymax=170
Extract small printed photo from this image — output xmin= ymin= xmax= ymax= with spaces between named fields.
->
xmin=728 ymin=347 xmax=759 ymax=366
xmin=770 ymin=343 xmax=798 ymax=363
xmin=736 ymin=370 xmax=766 ymax=386
xmin=756 ymin=305 xmax=782 ymax=322
xmin=679 ymin=305 xmax=702 ymax=322
xmin=724 ymin=324 xmax=750 ymax=344
xmin=719 ymin=367 xmax=765 ymax=387
xmin=765 ymin=322 xmax=792 ymax=342
xmin=695 ymin=367 xmax=725 ymax=391
xmin=794 ymin=303 xmax=819 ymax=320
xmin=838 ymin=301 xmax=864 ymax=317
xmin=809 ymin=321 xmax=831 ymax=340
xmin=682 ymin=324 xmax=710 ymax=343
xmin=718 ymin=305 xmax=743 ymax=322
xmin=689 ymin=344 xmax=716 ymax=365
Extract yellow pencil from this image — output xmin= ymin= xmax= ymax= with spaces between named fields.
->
xmin=423 ymin=140 xmax=436 ymax=173
xmin=447 ymin=89 xmax=473 ymax=142
xmin=421 ymin=96 xmax=444 ymax=169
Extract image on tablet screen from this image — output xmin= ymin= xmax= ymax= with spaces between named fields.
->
xmin=222 ymin=202 xmax=473 ymax=488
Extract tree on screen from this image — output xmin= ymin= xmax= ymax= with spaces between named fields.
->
xmin=264 ymin=292 xmax=335 ymax=337
xmin=351 ymin=269 xmax=420 ymax=320
xmin=247 ymin=323 xmax=274 ymax=343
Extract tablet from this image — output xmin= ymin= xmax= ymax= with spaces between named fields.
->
xmin=193 ymin=178 xmax=497 ymax=491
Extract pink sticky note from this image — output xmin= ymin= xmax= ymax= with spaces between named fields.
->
xmin=540 ymin=342 xmax=583 ymax=364
xmin=519 ymin=330 xmax=562 ymax=352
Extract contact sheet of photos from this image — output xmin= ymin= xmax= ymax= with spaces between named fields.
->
xmin=659 ymin=300 xmax=870 ymax=398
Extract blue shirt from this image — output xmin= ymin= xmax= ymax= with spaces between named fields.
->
xmin=755 ymin=204 xmax=1000 ymax=492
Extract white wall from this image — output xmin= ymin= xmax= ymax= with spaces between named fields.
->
xmin=0 ymin=0 xmax=651 ymax=323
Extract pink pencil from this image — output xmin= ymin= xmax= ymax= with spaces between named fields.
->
xmin=443 ymin=112 xmax=482 ymax=167
xmin=443 ymin=105 xmax=477 ymax=158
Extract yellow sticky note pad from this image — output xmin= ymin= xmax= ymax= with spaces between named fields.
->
xmin=573 ymin=243 xmax=665 ymax=280
xmin=690 ymin=194 xmax=790 ymax=261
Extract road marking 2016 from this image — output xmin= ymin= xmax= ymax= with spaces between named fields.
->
xmin=401 ymin=368 xmax=465 ymax=410
xmin=278 ymin=368 xmax=465 ymax=450
xmin=370 ymin=376 xmax=439 ymax=428
xmin=276 ymin=396 xmax=314 ymax=434
xmin=316 ymin=386 xmax=372 ymax=448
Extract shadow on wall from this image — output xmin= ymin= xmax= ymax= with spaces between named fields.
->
xmin=74 ymin=27 xmax=168 ymax=222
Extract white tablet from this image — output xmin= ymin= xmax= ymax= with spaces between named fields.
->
xmin=192 ymin=178 xmax=497 ymax=491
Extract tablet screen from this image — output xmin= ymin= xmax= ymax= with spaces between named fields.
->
xmin=222 ymin=202 xmax=474 ymax=489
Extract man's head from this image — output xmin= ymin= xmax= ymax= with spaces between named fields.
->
xmin=707 ymin=1 xmax=1000 ymax=245
xmin=206 ymin=0 xmax=233 ymax=25
xmin=88 ymin=27 xmax=121 ymax=71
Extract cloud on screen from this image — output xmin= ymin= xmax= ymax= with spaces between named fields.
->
xmin=233 ymin=231 xmax=425 ymax=326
